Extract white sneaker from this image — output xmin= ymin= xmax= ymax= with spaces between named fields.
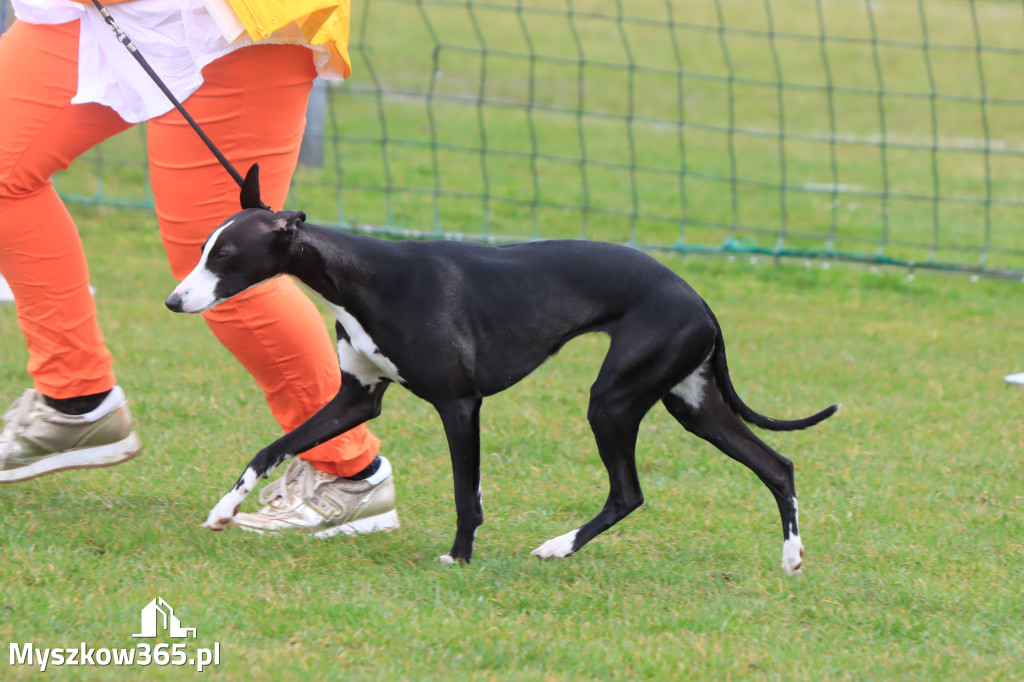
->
xmin=232 ymin=457 xmax=399 ymax=538
xmin=0 ymin=387 xmax=141 ymax=483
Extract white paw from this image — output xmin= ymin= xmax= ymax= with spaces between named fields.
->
xmin=437 ymin=554 xmax=457 ymax=565
xmin=781 ymin=535 xmax=804 ymax=574
xmin=202 ymin=495 xmax=241 ymax=531
xmin=531 ymin=529 xmax=579 ymax=559
xmin=201 ymin=520 xmax=231 ymax=531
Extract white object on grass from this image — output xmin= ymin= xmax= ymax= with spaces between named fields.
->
xmin=1004 ymin=372 xmax=1024 ymax=386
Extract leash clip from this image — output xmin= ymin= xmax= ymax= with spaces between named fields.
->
xmin=94 ymin=3 xmax=138 ymax=53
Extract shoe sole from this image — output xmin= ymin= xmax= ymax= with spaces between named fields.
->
xmin=0 ymin=432 xmax=142 ymax=483
xmin=235 ymin=508 xmax=401 ymax=538
xmin=314 ymin=509 xmax=401 ymax=539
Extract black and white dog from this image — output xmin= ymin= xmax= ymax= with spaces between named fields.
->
xmin=166 ymin=166 xmax=838 ymax=573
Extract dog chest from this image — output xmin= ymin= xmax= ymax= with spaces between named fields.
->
xmin=322 ymin=301 xmax=404 ymax=386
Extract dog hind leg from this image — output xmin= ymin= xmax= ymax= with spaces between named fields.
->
xmin=202 ymin=375 xmax=388 ymax=530
xmin=531 ymin=390 xmax=649 ymax=559
xmin=662 ymin=385 xmax=804 ymax=574
xmin=531 ymin=326 xmax=706 ymax=559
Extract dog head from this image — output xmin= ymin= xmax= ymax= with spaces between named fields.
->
xmin=165 ymin=208 xmax=306 ymax=314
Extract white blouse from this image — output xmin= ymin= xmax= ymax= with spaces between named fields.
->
xmin=11 ymin=0 xmax=346 ymax=123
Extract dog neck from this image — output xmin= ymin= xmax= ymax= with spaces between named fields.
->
xmin=285 ymin=224 xmax=375 ymax=307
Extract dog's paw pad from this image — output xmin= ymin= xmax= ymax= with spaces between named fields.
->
xmin=201 ymin=518 xmax=233 ymax=531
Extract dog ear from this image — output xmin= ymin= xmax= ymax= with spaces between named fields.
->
xmin=272 ymin=210 xmax=306 ymax=234
xmin=240 ymin=163 xmax=271 ymax=211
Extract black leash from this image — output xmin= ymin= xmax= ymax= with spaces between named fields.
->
xmin=89 ymin=0 xmax=269 ymax=208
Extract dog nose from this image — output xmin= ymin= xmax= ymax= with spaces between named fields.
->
xmin=165 ymin=292 xmax=183 ymax=312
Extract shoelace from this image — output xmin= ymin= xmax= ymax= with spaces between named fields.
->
xmin=257 ymin=458 xmax=321 ymax=508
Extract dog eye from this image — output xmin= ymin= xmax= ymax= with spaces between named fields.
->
xmin=213 ymin=249 xmax=232 ymax=260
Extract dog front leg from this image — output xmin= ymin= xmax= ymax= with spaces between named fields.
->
xmin=434 ymin=398 xmax=484 ymax=564
xmin=202 ymin=377 xmax=388 ymax=530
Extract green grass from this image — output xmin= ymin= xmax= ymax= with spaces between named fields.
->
xmin=2 ymin=205 xmax=1023 ymax=679
xmin=3 ymin=0 xmax=1024 ymax=677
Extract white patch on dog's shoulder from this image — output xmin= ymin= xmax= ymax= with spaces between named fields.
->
xmin=336 ymin=339 xmax=391 ymax=387
xmin=531 ymin=528 xmax=579 ymax=559
xmin=320 ymin=301 xmax=404 ymax=386
xmin=671 ymin=357 xmax=710 ymax=409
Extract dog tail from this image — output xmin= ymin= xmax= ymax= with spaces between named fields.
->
xmin=703 ymin=301 xmax=840 ymax=431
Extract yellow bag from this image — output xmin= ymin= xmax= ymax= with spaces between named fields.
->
xmin=223 ymin=0 xmax=352 ymax=78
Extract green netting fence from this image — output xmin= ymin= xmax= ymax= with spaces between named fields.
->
xmin=4 ymin=1 xmax=1024 ymax=277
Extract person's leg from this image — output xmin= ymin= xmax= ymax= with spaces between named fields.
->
xmin=147 ymin=44 xmax=380 ymax=479
xmin=0 ymin=21 xmax=141 ymax=482
xmin=0 ymin=21 xmax=131 ymax=400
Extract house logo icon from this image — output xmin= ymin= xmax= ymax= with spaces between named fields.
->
xmin=132 ymin=597 xmax=197 ymax=639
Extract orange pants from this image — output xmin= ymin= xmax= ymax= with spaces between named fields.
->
xmin=0 ymin=20 xmax=379 ymax=477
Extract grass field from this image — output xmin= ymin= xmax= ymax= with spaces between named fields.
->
xmin=2 ymin=0 xmax=1024 ymax=678
xmin=1 ymin=204 xmax=1023 ymax=679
